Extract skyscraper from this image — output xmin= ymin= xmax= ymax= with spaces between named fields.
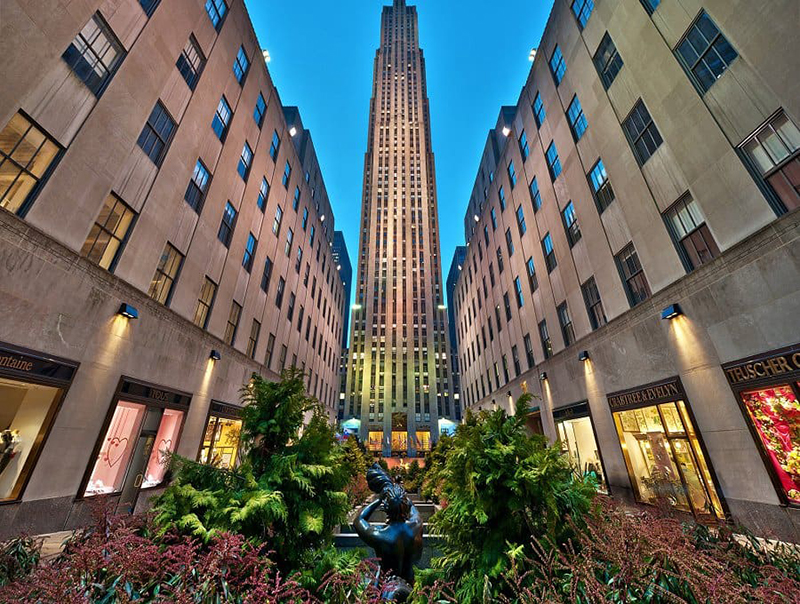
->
xmin=345 ymin=0 xmax=452 ymax=457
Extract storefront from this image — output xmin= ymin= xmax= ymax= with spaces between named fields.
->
xmin=80 ymin=378 xmax=190 ymax=513
xmin=526 ymin=406 xmax=544 ymax=435
xmin=367 ymin=430 xmax=383 ymax=453
xmin=553 ymin=402 xmax=607 ymax=493
xmin=0 ymin=342 xmax=78 ymax=503
xmin=723 ymin=344 xmax=800 ymax=506
xmin=198 ymin=401 xmax=243 ymax=470
xmin=607 ymin=378 xmax=725 ymax=521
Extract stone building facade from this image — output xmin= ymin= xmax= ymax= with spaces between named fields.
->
xmin=453 ymin=0 xmax=799 ymax=541
xmin=0 ymin=0 xmax=346 ymax=537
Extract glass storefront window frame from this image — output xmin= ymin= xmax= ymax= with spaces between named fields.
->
xmin=197 ymin=401 xmax=243 ymax=470
xmin=553 ymin=401 xmax=610 ymax=494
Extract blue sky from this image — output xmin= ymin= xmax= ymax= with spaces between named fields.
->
xmin=245 ymin=0 xmax=553 ymax=304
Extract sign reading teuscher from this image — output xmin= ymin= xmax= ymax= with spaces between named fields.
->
xmin=607 ymin=379 xmax=683 ymax=411
xmin=723 ymin=345 xmax=800 ymax=386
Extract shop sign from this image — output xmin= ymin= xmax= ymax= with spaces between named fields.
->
xmin=553 ymin=402 xmax=590 ymax=422
xmin=607 ymin=379 xmax=683 ymax=411
xmin=0 ymin=343 xmax=76 ymax=383
xmin=210 ymin=401 xmax=242 ymax=417
xmin=723 ymin=345 xmax=800 ymax=386
xmin=120 ymin=379 xmax=191 ymax=407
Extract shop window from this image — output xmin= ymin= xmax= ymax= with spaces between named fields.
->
xmin=664 ymin=193 xmax=720 ymax=270
xmin=555 ymin=406 xmax=607 ymax=492
xmin=62 ymin=13 xmax=124 ymax=97
xmin=367 ymin=431 xmax=383 ymax=452
xmin=81 ymin=192 xmax=136 ymax=270
xmin=416 ymin=430 xmax=431 ymax=452
xmin=392 ymin=431 xmax=408 ymax=453
xmin=142 ymin=409 xmax=183 ymax=488
xmin=176 ymin=35 xmax=204 ymax=90
xmin=199 ymin=411 xmax=242 ymax=470
xmin=148 ymin=242 xmax=183 ymax=305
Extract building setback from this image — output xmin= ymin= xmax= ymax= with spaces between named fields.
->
xmin=445 ymin=246 xmax=467 ymax=422
xmin=344 ymin=0 xmax=454 ymax=456
xmin=0 ymin=0 xmax=346 ymax=538
xmin=453 ymin=0 xmax=799 ymax=541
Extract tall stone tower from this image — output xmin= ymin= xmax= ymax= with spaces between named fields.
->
xmin=344 ymin=0 xmax=452 ymax=457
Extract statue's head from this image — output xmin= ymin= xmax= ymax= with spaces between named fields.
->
xmin=381 ymin=484 xmax=411 ymax=522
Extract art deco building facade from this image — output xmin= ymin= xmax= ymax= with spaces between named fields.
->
xmin=344 ymin=0 xmax=453 ymax=456
xmin=446 ymin=246 xmax=467 ymax=423
xmin=454 ymin=0 xmax=799 ymax=541
xmin=0 ymin=0 xmax=346 ymax=538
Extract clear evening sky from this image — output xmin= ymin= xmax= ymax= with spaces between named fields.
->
xmin=245 ymin=0 xmax=552 ymax=307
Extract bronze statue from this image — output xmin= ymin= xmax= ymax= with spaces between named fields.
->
xmin=355 ymin=463 xmax=423 ymax=601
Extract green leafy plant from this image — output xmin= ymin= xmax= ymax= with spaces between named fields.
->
xmin=0 ymin=536 xmax=41 ymax=587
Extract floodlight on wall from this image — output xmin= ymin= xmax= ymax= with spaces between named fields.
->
xmin=437 ymin=304 xmax=447 ymax=310
xmin=320 ymin=215 xmax=326 ymax=222
xmin=262 ymin=49 xmax=271 ymax=63
xmin=578 ymin=350 xmax=590 ymax=362
xmin=502 ymin=126 xmax=511 ymax=137
xmin=539 ymin=372 xmax=548 ymax=381
xmin=210 ymin=350 xmax=221 ymax=361
xmin=661 ymin=304 xmax=683 ymax=320
xmin=352 ymin=304 xmax=362 ymax=311
xmin=473 ymin=214 xmax=480 ymax=222
xmin=289 ymin=126 xmax=297 ymax=136
xmin=118 ymin=303 xmax=139 ymax=320
xmin=529 ymin=48 xmax=537 ymax=62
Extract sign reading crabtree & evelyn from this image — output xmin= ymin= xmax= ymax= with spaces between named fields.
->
xmin=607 ymin=379 xmax=683 ymax=411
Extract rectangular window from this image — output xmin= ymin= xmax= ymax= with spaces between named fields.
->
xmin=539 ymin=320 xmax=553 ymax=359
xmin=640 ymin=0 xmax=660 ymax=14
xmin=254 ymin=93 xmax=267 ymax=128
xmin=148 ymin=242 xmax=183 ymax=304
xmin=567 ymin=95 xmax=588 ymax=141
xmin=514 ymin=276 xmax=524 ymax=308
xmin=233 ymin=46 xmax=249 ymax=84
xmin=211 ymin=96 xmax=232 ymax=141
xmin=285 ymin=228 xmax=293 ymax=256
xmin=282 ymin=161 xmax=292 ymax=188
xmin=529 ymin=177 xmax=542 ymax=212
xmin=616 ymin=243 xmax=651 ymax=306
xmin=623 ymin=100 xmax=663 ymax=165
xmin=495 ymin=305 xmax=503 ymax=333
xmin=176 ymin=35 xmax=205 ymax=90
xmin=526 ymin=256 xmax=538 ymax=293
xmin=558 ymin=302 xmax=575 ymax=346
xmin=223 ymin=301 xmax=242 ymax=345
xmin=549 ymin=45 xmax=566 ymax=85
xmin=515 ymin=205 xmax=527 ymax=235
xmin=287 ymin=292 xmax=296 ymax=321
xmin=664 ymin=193 xmax=720 ymax=269
xmin=269 ymin=130 xmax=281 ymax=161
xmin=512 ymin=345 xmax=521 ymax=376
xmin=309 ymin=225 xmax=315 ymax=247
xmin=193 ymin=276 xmax=217 ymax=328
xmin=279 ymin=345 xmax=287 ymax=370
xmin=261 ymin=256 xmax=273 ymax=292
xmin=524 ymin=334 xmax=535 ymax=368
xmin=137 ymin=102 xmax=175 ymax=166
xmin=581 ymin=276 xmax=607 ymax=331
xmin=273 ymin=204 xmax=283 ymax=235
xmin=218 ymin=201 xmax=237 ymax=247
xmin=588 ymin=158 xmax=615 ymax=213
xmin=483 ymin=225 xmax=490 ymax=246
xmin=542 ymin=233 xmax=557 ymax=272
xmin=293 ymin=186 xmax=301 ymax=211
xmin=503 ymin=292 xmax=512 ymax=321
xmin=502 ymin=355 xmax=510 ymax=384
xmin=184 ymin=159 xmax=210 ymax=213
xmin=246 ymin=319 xmax=260 ymax=359
xmin=0 ymin=113 xmax=61 ymax=215
xmin=204 ymin=0 xmax=228 ymax=31
xmin=265 ymin=332 xmax=276 ymax=367
xmin=593 ymin=33 xmax=623 ymax=89
xmin=532 ymin=92 xmax=546 ymax=127
xmin=496 ymin=247 xmax=504 ymax=273
xmin=62 ymin=13 xmax=124 ymax=97
xmin=546 ymin=141 xmax=562 ymax=180
xmin=518 ymin=130 xmax=529 ymax=160
xmin=297 ymin=305 xmax=304 ymax=331
xmin=81 ymin=192 xmax=136 ymax=270
xmin=295 ymin=245 xmax=303 ymax=272
xmin=490 ymin=207 xmax=498 ymax=230
xmin=507 ymin=160 xmax=517 ymax=188
xmin=242 ymin=233 xmax=257 ymax=272
xmin=676 ymin=11 xmax=737 ymax=93
xmin=257 ymin=177 xmax=269 ymax=212
xmin=562 ymin=201 xmax=582 ymax=246
xmin=301 ymin=207 xmax=309 ymax=230
xmin=237 ymin=142 xmax=253 ymax=180
xmin=139 ymin=0 xmax=160 ymax=16
xmin=505 ymin=228 xmax=515 ymax=256
xmin=571 ymin=0 xmax=594 ymax=29
xmin=199 ymin=412 xmax=242 ymax=470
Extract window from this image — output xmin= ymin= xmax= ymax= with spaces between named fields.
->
xmin=588 ymin=159 xmax=615 ymax=213
xmin=503 ymin=293 xmax=512 ymax=321
xmin=254 ymin=93 xmax=267 ymax=128
xmin=273 ymin=205 xmax=283 ymax=235
xmin=741 ymin=110 xmax=800 ymax=212
xmin=257 ymin=177 xmax=269 ymax=212
xmin=279 ymin=345 xmax=287 ymax=370
xmin=193 ymin=277 xmax=217 ymax=328
xmin=514 ymin=276 xmax=524 ymax=308
xmin=204 ymin=0 xmax=228 ymax=30
xmin=558 ymin=302 xmax=575 ymax=346
xmin=309 ymin=225 xmax=315 ymax=247
xmin=640 ymin=0 xmax=660 ymax=14
xmin=523 ymin=334 xmax=535 ymax=368
xmin=295 ymin=245 xmax=303 ymax=272
xmin=526 ymin=256 xmax=538 ymax=293
xmin=246 ymin=320 xmax=260 ymax=358
xmin=571 ymin=0 xmax=594 ymax=29
xmin=529 ymin=177 xmax=542 ymax=212
xmin=496 ymin=247 xmax=504 ymax=273
xmin=176 ymin=36 xmax=205 ymax=90
xmin=62 ymin=14 xmax=124 ymax=96
xmin=0 ymin=113 xmax=61 ymax=215
xmin=593 ymin=33 xmax=623 ymax=89
xmin=81 ymin=192 xmax=136 ymax=270
xmin=265 ymin=332 xmax=277 ymax=367
xmin=499 ymin=186 xmax=507 ymax=211
xmin=223 ymin=301 xmax=242 ymax=345
xmin=211 ymin=96 xmax=232 ymax=141
xmin=184 ymin=159 xmax=210 ymax=213
xmin=562 ymin=201 xmax=582 ymax=246
xmin=623 ymin=100 xmax=663 ymax=165
xmin=542 ymin=233 xmax=557 ymax=272
xmin=676 ymin=11 xmax=737 ymax=93
xmin=581 ymin=276 xmax=607 ymax=330
xmin=532 ymin=92 xmax=546 ymax=127
xmin=490 ymin=207 xmax=497 ymax=230
xmin=275 ymin=277 xmax=285 ymax=308
xmin=507 ymin=160 xmax=517 ymax=188
xmin=217 ymin=201 xmax=237 ymax=247
xmin=199 ymin=412 xmax=242 ymax=470
xmin=269 ymin=130 xmax=281 ymax=161
xmin=139 ymin=0 xmax=160 ymax=16
xmin=516 ymin=205 xmax=526 ymax=235
xmin=567 ymin=96 xmax=588 ymax=141
xmin=483 ymin=226 xmax=490 ymax=246
xmin=549 ymin=45 xmax=566 ymax=85
xmin=297 ymin=305 xmax=304 ymax=331
xmin=505 ymin=228 xmax=515 ymax=256
xmin=616 ymin=243 xmax=651 ymax=306
xmin=242 ymin=233 xmax=257 ymax=272
xmin=539 ymin=320 xmax=553 ymax=359
xmin=148 ymin=242 xmax=183 ymax=304
xmin=282 ymin=161 xmax=292 ymax=188
xmin=237 ymin=142 xmax=253 ymax=180
xmin=233 ymin=46 xmax=249 ymax=84
xmin=512 ymin=345 xmax=521 ymax=376
xmin=287 ymin=292 xmax=296 ymax=321
xmin=545 ymin=141 xmax=562 ymax=180
xmin=261 ymin=256 xmax=273 ymax=291
xmin=293 ymin=187 xmax=301 ymax=211
xmin=518 ymin=130 xmax=529 ymax=160
xmin=137 ymin=102 xmax=175 ymax=166
xmin=664 ymin=193 xmax=720 ymax=269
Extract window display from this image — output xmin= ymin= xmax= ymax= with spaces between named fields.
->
xmin=142 ymin=408 xmax=184 ymax=488
xmin=416 ymin=430 xmax=431 ymax=452
xmin=392 ymin=430 xmax=408 ymax=453
xmin=367 ymin=431 xmax=383 ymax=452
xmin=555 ymin=413 xmax=607 ymax=493
xmin=199 ymin=413 xmax=242 ymax=470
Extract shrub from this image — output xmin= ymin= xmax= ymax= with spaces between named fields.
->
xmin=0 ymin=536 xmax=40 ymax=587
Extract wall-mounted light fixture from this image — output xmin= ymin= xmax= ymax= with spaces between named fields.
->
xmin=502 ymin=126 xmax=511 ymax=137
xmin=539 ymin=372 xmax=548 ymax=381
xmin=578 ymin=350 xmax=590 ymax=362
xmin=473 ymin=214 xmax=480 ymax=222
xmin=661 ymin=304 xmax=683 ymax=320
xmin=118 ymin=303 xmax=138 ymax=320
xmin=320 ymin=214 xmax=326 ymax=222
xmin=289 ymin=126 xmax=297 ymax=136
xmin=351 ymin=304 xmax=362 ymax=311
xmin=210 ymin=350 xmax=221 ymax=361
xmin=437 ymin=304 xmax=447 ymax=310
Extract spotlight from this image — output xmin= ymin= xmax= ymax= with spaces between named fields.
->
xmin=661 ymin=304 xmax=683 ymax=320
xmin=502 ymin=126 xmax=511 ymax=137
xmin=539 ymin=372 xmax=548 ymax=381
xmin=210 ymin=350 xmax=221 ymax=361
xmin=289 ymin=126 xmax=297 ymax=136
xmin=473 ymin=214 xmax=480 ymax=222
xmin=118 ymin=303 xmax=138 ymax=320
xmin=578 ymin=351 xmax=590 ymax=362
